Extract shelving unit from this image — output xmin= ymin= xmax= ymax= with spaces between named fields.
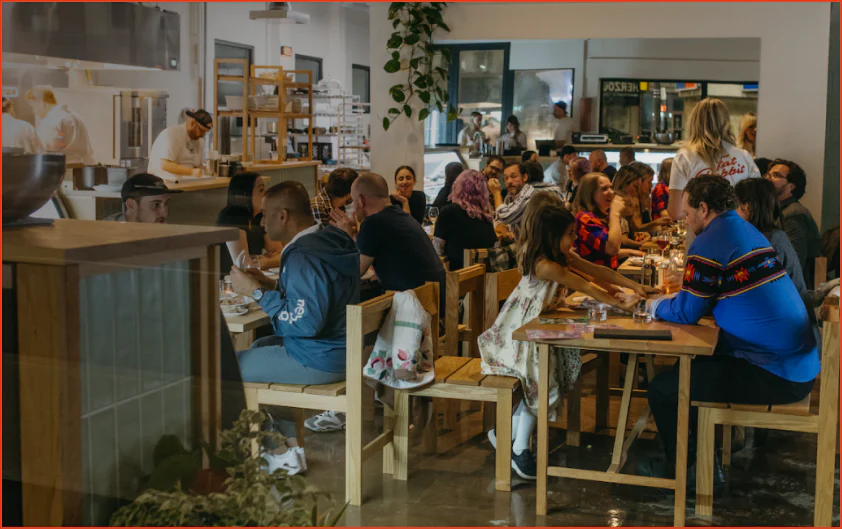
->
xmin=299 ymin=93 xmax=369 ymax=172
xmin=246 ymin=65 xmax=314 ymax=164
xmin=213 ymin=58 xmax=248 ymax=155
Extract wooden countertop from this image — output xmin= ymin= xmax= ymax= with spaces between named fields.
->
xmin=2 ymin=219 xmax=238 ymax=266
xmin=243 ymin=160 xmax=321 ymax=171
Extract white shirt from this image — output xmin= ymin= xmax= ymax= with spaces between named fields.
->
xmin=669 ymin=141 xmax=760 ymax=192
xmin=553 ymin=116 xmax=574 ymax=145
xmin=501 ymin=130 xmax=527 ymax=150
xmin=3 ymin=113 xmax=43 ymax=154
xmin=37 ymin=104 xmax=95 ymax=165
xmin=147 ymin=123 xmax=205 ymax=180
xmin=543 ymin=159 xmax=569 ymax=189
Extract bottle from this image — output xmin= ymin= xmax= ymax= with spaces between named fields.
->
xmin=641 ymin=255 xmax=656 ymax=288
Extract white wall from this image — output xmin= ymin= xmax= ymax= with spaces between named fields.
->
xmin=370 ymin=2 xmax=831 ymax=223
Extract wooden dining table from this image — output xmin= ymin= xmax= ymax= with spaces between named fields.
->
xmin=512 ymin=306 xmax=719 ymax=526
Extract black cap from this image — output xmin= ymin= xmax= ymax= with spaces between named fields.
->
xmin=121 ymin=173 xmax=183 ymax=202
xmin=559 ymin=145 xmax=578 ymax=157
xmin=185 ymin=109 xmax=213 ymax=129
xmin=554 ymin=100 xmax=567 ymax=111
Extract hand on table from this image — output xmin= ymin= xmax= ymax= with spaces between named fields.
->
xmin=633 ymin=284 xmax=663 ymax=298
xmin=230 ymin=266 xmax=274 ymax=297
xmin=617 ymin=298 xmax=640 ymax=313
xmin=329 ymin=208 xmax=357 ymax=238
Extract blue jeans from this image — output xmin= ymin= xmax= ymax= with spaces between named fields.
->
xmin=238 ymin=336 xmax=345 ymax=439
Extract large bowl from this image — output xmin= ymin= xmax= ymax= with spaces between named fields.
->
xmin=653 ymin=132 xmax=675 ymax=145
xmin=2 ymin=150 xmax=66 ymax=224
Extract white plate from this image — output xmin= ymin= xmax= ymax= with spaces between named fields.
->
xmin=267 ymin=267 xmax=280 ymax=275
xmin=222 ymin=306 xmax=248 ymax=316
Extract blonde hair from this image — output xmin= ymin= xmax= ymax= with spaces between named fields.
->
xmin=736 ymin=112 xmax=757 ymax=156
xmin=25 ymin=86 xmax=57 ymax=105
xmin=684 ymin=98 xmax=736 ymax=170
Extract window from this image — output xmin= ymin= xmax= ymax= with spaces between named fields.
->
xmin=352 ymin=64 xmax=370 ymax=112
xmin=512 ymin=69 xmax=575 ymax=151
xmin=214 ymin=40 xmax=253 ymax=108
xmin=295 ymin=54 xmax=323 ymax=84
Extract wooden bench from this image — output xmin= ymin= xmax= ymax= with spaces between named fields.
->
xmin=693 ymin=297 xmax=839 ymax=525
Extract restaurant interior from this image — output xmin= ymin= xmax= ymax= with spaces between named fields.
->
xmin=2 ymin=1 xmax=840 ymax=527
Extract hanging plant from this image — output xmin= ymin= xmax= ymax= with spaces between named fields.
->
xmin=382 ymin=2 xmax=457 ymax=131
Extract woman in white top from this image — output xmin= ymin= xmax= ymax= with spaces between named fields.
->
xmin=737 ymin=112 xmax=757 ymax=158
xmin=501 ymin=115 xmax=527 ymax=152
xmin=668 ymin=98 xmax=760 ymax=221
xmin=2 ymin=98 xmax=43 ymax=153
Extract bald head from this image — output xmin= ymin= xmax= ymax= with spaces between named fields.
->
xmin=589 ymin=149 xmax=608 ymax=171
xmin=353 ymin=172 xmax=390 ymax=199
xmin=350 ymin=172 xmax=392 ymax=221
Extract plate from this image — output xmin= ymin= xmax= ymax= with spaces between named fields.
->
xmin=267 ymin=267 xmax=280 ymax=274
xmin=222 ymin=306 xmax=248 ymax=316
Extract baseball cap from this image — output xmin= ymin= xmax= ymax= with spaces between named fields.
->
xmin=121 ymin=173 xmax=183 ymax=202
xmin=185 ymin=109 xmax=214 ymax=129
xmin=554 ymin=100 xmax=567 ymax=111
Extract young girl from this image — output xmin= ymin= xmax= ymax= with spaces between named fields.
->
xmin=478 ymin=193 xmax=659 ymax=480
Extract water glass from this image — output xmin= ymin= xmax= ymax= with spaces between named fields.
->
xmin=633 ymin=311 xmax=653 ymax=324
xmin=247 ymin=254 xmax=263 ymax=271
xmin=219 ymin=279 xmax=233 ymax=298
xmin=588 ymin=304 xmax=608 ymax=322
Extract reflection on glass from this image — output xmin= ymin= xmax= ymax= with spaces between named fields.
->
xmin=456 ymin=50 xmax=505 ymax=147
xmin=423 ymin=150 xmax=464 ymax=203
xmin=513 ymin=69 xmax=574 ymax=151
xmin=707 ymin=83 xmax=759 ymax=137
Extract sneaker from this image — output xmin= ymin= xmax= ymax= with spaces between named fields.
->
xmin=511 ymin=449 xmax=537 ymax=480
xmin=304 ymin=411 xmax=346 ymax=432
xmin=262 ymin=448 xmax=306 ymax=476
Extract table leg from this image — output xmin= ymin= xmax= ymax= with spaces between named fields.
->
xmin=536 ymin=343 xmax=550 ymax=517
xmin=608 ymin=354 xmax=638 ymax=473
xmin=673 ymin=356 xmax=691 ymax=527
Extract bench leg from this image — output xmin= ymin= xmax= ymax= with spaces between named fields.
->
xmin=423 ymin=399 xmax=438 ymax=455
xmin=495 ymin=389 xmax=513 ymax=492
xmin=294 ymin=409 xmax=306 ymax=449
xmin=345 ymin=393 xmax=363 ymax=506
xmin=243 ymin=386 xmax=260 ymax=457
xmin=595 ymin=354 xmax=610 ymax=432
xmin=382 ymin=402 xmax=395 ymax=475
xmin=695 ymin=407 xmax=716 ymax=517
xmin=566 ymin=378 xmax=582 ymax=447
xmin=393 ymin=391 xmax=410 ymax=481
xmin=722 ymin=424 xmax=732 ymax=469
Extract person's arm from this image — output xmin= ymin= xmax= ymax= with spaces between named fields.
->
xmin=618 ymin=248 xmax=645 ymax=259
xmin=647 ymin=255 xmax=719 ymax=324
xmin=638 ymin=217 xmax=672 ymax=232
xmin=495 ymin=184 xmax=531 ymax=224
xmin=667 ymin=156 xmax=688 ymax=220
xmin=360 ymin=254 xmax=375 ymax=276
xmin=659 ymin=210 xmax=671 ymax=219
xmin=487 ymin=178 xmax=504 ymax=210
xmin=568 ymin=250 xmax=658 ymax=297
xmin=622 ymin=235 xmax=642 ymax=249
xmin=260 ymin=254 xmax=332 ymax=338
xmin=783 ymin=215 xmax=810 ymax=272
xmin=605 ymin=197 xmax=625 ymax=256
xmin=667 ymin=189 xmax=684 ymax=221
xmin=329 ymin=208 xmax=358 ymax=239
xmin=162 ymin=159 xmax=202 ymax=177
xmin=536 ymin=260 xmax=637 ymax=312
xmin=391 ymin=193 xmax=411 ymax=216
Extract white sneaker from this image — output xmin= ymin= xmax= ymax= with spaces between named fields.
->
xmin=304 ymin=411 xmax=346 ymax=432
xmin=263 ymin=448 xmax=306 ymax=476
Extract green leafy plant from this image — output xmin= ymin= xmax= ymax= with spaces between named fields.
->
xmin=382 ymin=2 xmax=457 ymax=131
xmin=110 ymin=410 xmax=347 ymax=527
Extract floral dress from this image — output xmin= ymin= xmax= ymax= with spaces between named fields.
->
xmin=478 ymin=274 xmax=582 ymax=420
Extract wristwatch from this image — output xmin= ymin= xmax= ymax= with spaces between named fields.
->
xmin=252 ymin=288 xmax=266 ymax=302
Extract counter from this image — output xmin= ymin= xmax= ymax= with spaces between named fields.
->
xmin=59 ymin=160 xmax=321 ymax=226
xmin=2 ymin=219 xmax=237 ymax=526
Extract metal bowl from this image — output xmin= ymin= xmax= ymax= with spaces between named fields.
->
xmin=2 ymin=150 xmax=66 ymax=224
xmin=653 ymin=132 xmax=675 ymax=145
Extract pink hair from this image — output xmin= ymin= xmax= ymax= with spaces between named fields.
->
xmin=449 ymin=169 xmax=494 ymax=223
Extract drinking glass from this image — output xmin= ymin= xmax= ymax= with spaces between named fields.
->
xmin=247 ymin=254 xmax=263 ymax=271
xmin=219 ymin=279 xmax=233 ymax=299
xmin=428 ymin=207 xmax=439 ymax=224
xmin=656 ymin=233 xmax=670 ymax=258
xmin=633 ymin=311 xmax=653 ymax=324
xmin=588 ymin=304 xmax=608 ymax=322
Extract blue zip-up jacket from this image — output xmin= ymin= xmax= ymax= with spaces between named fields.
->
xmin=652 ymin=210 xmax=819 ymax=383
xmin=257 ymin=224 xmax=360 ymax=373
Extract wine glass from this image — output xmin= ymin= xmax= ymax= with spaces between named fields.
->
xmin=428 ymin=206 xmax=439 ymax=224
xmin=655 ymin=233 xmax=670 ymax=258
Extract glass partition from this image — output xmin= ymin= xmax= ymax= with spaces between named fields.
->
xmin=512 ymin=69 xmax=574 ymax=151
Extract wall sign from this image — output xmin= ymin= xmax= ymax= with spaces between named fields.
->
xmin=281 ymin=46 xmax=293 ymax=57
xmin=602 ymin=80 xmax=640 ymax=94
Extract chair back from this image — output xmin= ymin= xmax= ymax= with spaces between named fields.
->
xmin=818 ymin=297 xmax=839 ymax=413
xmin=814 ymin=256 xmax=828 ymax=291
xmin=463 ymin=248 xmax=490 ymax=268
xmin=483 ymin=268 xmax=521 ymax=330
xmin=444 ymin=264 xmax=485 ymax=356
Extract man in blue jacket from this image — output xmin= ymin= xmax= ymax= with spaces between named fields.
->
xmin=231 ymin=181 xmax=360 ymax=476
xmin=643 ymin=175 xmax=818 ymax=481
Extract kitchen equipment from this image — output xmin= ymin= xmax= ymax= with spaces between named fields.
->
xmin=72 ymin=165 xmax=108 ymax=190
xmin=54 ymin=87 xmax=168 ymax=171
xmin=2 ymin=150 xmax=66 ymax=225
xmin=266 ymin=121 xmax=278 ymax=134
xmin=653 ymin=132 xmax=675 ymax=145
xmin=573 ymin=133 xmax=610 ymax=145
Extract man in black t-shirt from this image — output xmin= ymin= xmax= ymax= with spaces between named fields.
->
xmin=330 ymin=173 xmax=446 ymax=313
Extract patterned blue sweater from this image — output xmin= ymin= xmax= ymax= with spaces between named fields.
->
xmin=651 ymin=210 xmax=819 ymax=383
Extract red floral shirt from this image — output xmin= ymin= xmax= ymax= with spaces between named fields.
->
xmin=651 ymin=182 xmax=670 ymax=216
xmin=574 ymin=211 xmax=619 ymax=270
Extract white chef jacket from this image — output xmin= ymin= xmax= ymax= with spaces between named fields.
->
xmin=37 ymin=104 xmax=95 ymax=164
xmin=553 ymin=116 xmax=574 ymax=146
xmin=147 ymin=122 xmax=205 ymax=180
xmin=3 ymin=113 xmax=44 ymax=154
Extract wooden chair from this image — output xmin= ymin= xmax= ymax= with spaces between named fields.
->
xmin=464 ymin=248 xmax=490 ymax=269
xmin=242 ymin=285 xmax=440 ymax=506
xmin=443 ymin=264 xmax=486 ymax=357
xmin=693 ymin=297 xmax=839 ymax=525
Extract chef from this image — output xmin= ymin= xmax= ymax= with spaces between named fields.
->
xmin=552 ymin=100 xmax=574 ymax=149
xmin=2 ymin=97 xmax=43 ymax=153
xmin=25 ymin=85 xmax=95 ymax=164
xmin=147 ymin=109 xmax=213 ymax=180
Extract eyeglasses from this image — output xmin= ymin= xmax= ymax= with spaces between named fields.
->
xmin=766 ymin=171 xmax=788 ymax=180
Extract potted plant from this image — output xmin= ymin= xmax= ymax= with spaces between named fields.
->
xmin=110 ymin=410 xmax=346 ymax=527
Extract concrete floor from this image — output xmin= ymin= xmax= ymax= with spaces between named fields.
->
xmin=297 ymin=377 xmax=840 ymax=527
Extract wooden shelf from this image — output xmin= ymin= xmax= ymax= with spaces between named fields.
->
xmin=218 ymin=75 xmax=246 ymax=82
xmin=217 ymin=110 xmax=246 ymax=117
xmin=248 ymin=111 xmax=312 ymax=119
xmin=249 ymin=78 xmax=313 ymax=90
